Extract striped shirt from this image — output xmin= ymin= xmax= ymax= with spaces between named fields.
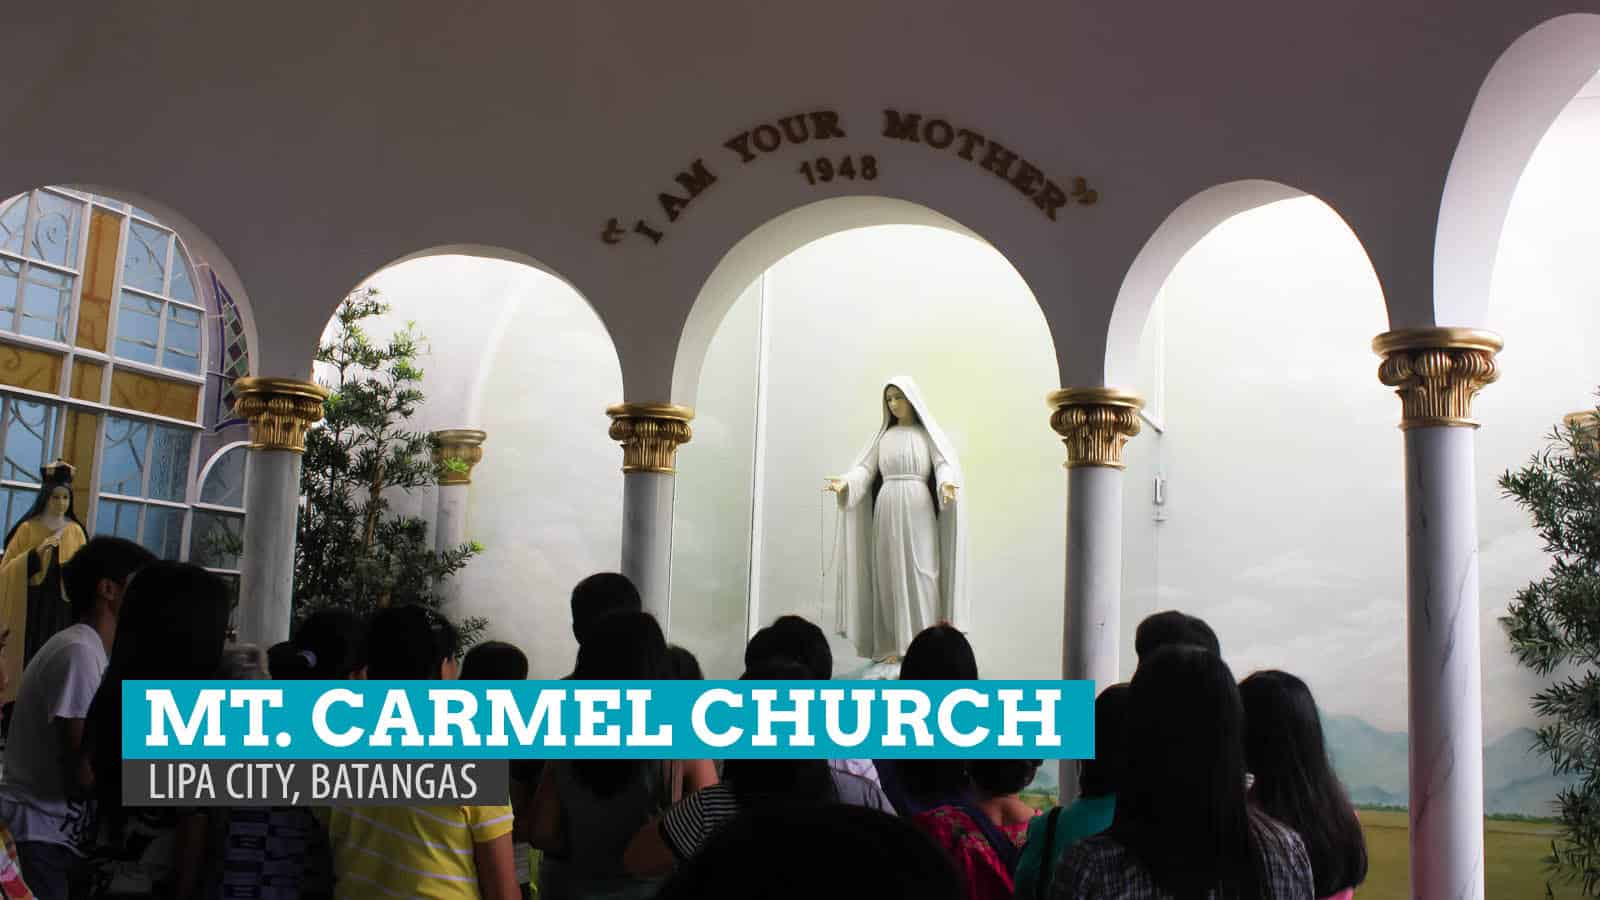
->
xmin=320 ymin=803 xmax=515 ymax=899
xmin=1050 ymin=810 xmax=1315 ymax=900
xmin=658 ymin=771 xmax=891 ymax=862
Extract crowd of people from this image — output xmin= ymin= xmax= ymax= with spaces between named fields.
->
xmin=0 ymin=540 xmax=1368 ymax=899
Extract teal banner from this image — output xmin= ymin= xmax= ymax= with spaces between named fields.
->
xmin=122 ymin=680 xmax=1095 ymax=760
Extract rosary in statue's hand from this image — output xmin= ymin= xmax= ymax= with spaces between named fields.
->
xmin=939 ymin=483 xmax=958 ymax=506
xmin=824 ymin=478 xmax=846 ymax=494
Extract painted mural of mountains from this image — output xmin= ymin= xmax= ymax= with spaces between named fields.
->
xmin=1322 ymin=715 xmax=1578 ymax=818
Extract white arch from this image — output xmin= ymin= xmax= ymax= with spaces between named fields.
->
xmin=672 ymin=195 xmax=1039 ymax=406
xmin=1103 ymin=180 xmax=1381 ymax=387
xmin=349 ymin=246 xmax=618 ymax=434
xmin=1435 ymin=13 xmax=1600 ymax=327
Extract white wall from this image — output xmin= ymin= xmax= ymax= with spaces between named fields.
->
xmin=1141 ymin=196 xmax=1400 ymax=719
xmin=1135 ymin=93 xmax=1600 ymax=814
xmin=1478 ymin=96 xmax=1600 ymax=726
xmin=670 ymin=280 xmax=761 ymax=680
xmin=332 ymin=255 xmax=624 ymax=679
xmin=456 ymin=269 xmax=624 ymax=678
xmin=675 ymin=225 xmax=1066 ymax=678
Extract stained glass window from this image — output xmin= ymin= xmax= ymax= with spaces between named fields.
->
xmin=0 ymin=186 xmax=228 ymax=565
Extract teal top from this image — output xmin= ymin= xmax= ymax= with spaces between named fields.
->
xmin=1012 ymin=794 xmax=1117 ymax=900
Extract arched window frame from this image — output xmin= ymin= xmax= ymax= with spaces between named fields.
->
xmin=190 ymin=441 xmax=249 ymax=585
xmin=0 ymin=187 xmax=245 ymax=561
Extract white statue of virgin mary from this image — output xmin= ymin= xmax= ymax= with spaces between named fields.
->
xmin=825 ymin=376 xmax=969 ymax=663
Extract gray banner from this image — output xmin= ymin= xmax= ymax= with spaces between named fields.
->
xmin=123 ymin=759 xmax=510 ymax=807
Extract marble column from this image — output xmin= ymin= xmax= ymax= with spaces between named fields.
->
xmin=431 ymin=429 xmax=487 ymax=605
xmin=606 ymin=403 xmax=694 ymax=627
xmin=1048 ymin=386 xmax=1143 ymax=804
xmin=1373 ymin=327 xmax=1502 ymax=900
xmin=233 ymin=377 xmax=329 ymax=647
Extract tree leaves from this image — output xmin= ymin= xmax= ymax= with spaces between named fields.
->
xmin=293 ymin=287 xmax=486 ymax=654
xmin=1503 ymin=394 xmax=1600 ymax=895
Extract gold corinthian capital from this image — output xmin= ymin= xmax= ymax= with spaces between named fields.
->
xmin=1372 ymin=328 xmax=1503 ymax=430
xmin=432 ymin=429 xmax=488 ymax=485
xmin=1564 ymin=411 xmax=1599 ymax=453
xmin=1048 ymin=387 xmax=1144 ymax=469
xmin=232 ymin=377 xmax=330 ymax=453
xmin=606 ymin=403 xmax=695 ymax=474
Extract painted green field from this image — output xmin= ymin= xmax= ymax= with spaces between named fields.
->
xmin=1017 ymin=797 xmax=1584 ymax=898
xmin=1357 ymin=809 xmax=1583 ymax=900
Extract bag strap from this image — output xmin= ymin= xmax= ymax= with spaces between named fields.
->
xmin=952 ymin=797 xmax=1021 ymax=875
xmin=1036 ymin=806 xmax=1063 ymax=900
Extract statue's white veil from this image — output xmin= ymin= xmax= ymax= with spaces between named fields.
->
xmin=831 ymin=375 xmax=970 ymax=658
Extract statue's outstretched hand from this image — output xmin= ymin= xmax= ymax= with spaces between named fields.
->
xmin=824 ymin=478 xmax=846 ymax=494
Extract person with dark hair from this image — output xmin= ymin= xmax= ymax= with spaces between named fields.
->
xmin=743 ymin=614 xmax=833 ymax=680
xmin=532 ymin=611 xmax=715 ymax=899
xmin=1133 ymin=609 xmax=1221 ymax=664
xmin=1015 ymin=683 xmax=1131 ymax=900
xmin=912 ymin=758 xmax=1041 ymax=900
xmin=80 ymin=561 xmax=233 ymax=898
xmin=462 ymin=639 xmax=530 ymax=681
xmin=568 ymin=572 xmax=641 ymax=650
xmin=460 ymin=640 xmax=538 ymax=900
xmin=876 ymin=623 xmax=978 ymax=816
xmin=968 ymin=759 xmax=1043 ymax=838
xmin=1051 ymin=645 xmax=1314 ymax=899
xmin=0 ymin=536 xmax=152 ymax=899
xmin=898 ymin=622 xmax=978 ymax=681
xmin=663 ymin=644 xmax=703 ymax=680
xmin=652 ymin=804 xmax=965 ymax=900
xmin=365 ymin=604 xmax=446 ymax=679
xmin=321 ymin=603 xmax=518 ymax=899
xmin=1240 ymin=670 xmax=1367 ymax=900
xmin=744 ymin=614 xmax=881 ymax=789
xmin=267 ymin=606 xmax=368 ymax=680
xmin=434 ymin=613 xmax=462 ymax=679
xmin=624 ymin=658 xmax=891 ymax=876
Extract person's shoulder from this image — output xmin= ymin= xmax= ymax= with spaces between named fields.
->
xmin=1062 ymin=831 xmax=1124 ymax=861
xmin=54 ymin=625 xmax=105 ymax=662
xmin=832 ymin=769 xmax=892 ymax=807
xmin=1248 ymin=808 xmax=1314 ymax=865
xmin=689 ymin=782 xmax=736 ymax=806
xmin=24 ymin=625 xmax=96 ymax=674
xmin=1059 ymin=793 xmax=1115 ymax=823
xmin=1249 ymin=807 xmax=1305 ymax=844
xmin=830 ymin=768 xmax=873 ymax=792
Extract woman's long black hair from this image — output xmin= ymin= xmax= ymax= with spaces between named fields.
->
xmin=4 ymin=464 xmax=85 ymax=548
xmin=84 ymin=562 xmax=231 ymax=836
xmin=1240 ymin=669 xmax=1368 ymax=896
xmin=1079 ymin=683 xmax=1131 ymax=798
xmin=570 ymin=610 xmax=668 ymax=797
xmin=893 ymin=625 xmax=977 ymax=804
xmin=1109 ymin=644 xmax=1266 ymax=899
xmin=721 ymin=658 xmax=838 ymax=807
